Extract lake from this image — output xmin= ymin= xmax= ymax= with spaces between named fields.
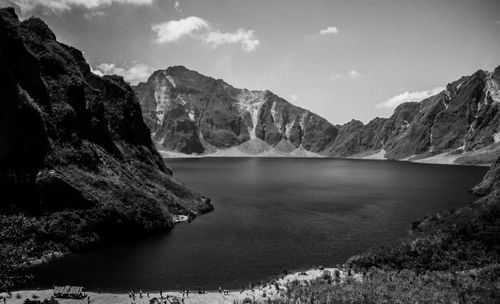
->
xmin=27 ymin=158 xmax=487 ymax=292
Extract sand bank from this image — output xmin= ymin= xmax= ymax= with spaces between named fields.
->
xmin=3 ymin=268 xmax=360 ymax=304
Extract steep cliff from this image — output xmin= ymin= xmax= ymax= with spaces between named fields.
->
xmin=134 ymin=66 xmax=338 ymax=155
xmin=0 ymin=8 xmax=212 ymax=287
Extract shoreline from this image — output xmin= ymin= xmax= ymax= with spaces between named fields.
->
xmin=159 ymin=142 xmax=500 ymax=167
xmin=3 ymin=267 xmax=360 ymax=304
xmin=163 ymin=153 xmax=493 ymax=167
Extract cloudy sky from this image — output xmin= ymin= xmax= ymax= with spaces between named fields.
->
xmin=4 ymin=0 xmax=500 ymax=124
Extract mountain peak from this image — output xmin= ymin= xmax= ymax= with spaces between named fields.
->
xmin=21 ymin=17 xmax=57 ymax=41
xmin=0 ymin=7 xmax=17 ymax=19
xmin=133 ymin=68 xmax=339 ymax=154
xmin=166 ymin=65 xmax=190 ymax=73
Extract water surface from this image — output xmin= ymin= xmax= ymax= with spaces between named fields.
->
xmin=28 ymin=158 xmax=487 ymax=291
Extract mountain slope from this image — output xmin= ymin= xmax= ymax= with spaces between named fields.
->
xmin=135 ymin=65 xmax=500 ymax=164
xmin=133 ymin=66 xmax=339 ymax=155
xmin=328 ymin=66 xmax=500 ymax=163
xmin=0 ymin=7 xmax=212 ymax=289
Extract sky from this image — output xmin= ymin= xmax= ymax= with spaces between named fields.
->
xmin=3 ymin=0 xmax=500 ymax=125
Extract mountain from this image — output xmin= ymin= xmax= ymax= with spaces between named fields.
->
xmin=335 ymin=67 xmax=500 ymax=164
xmin=0 ymin=7 xmax=212 ymax=287
xmin=133 ymin=66 xmax=338 ymax=156
xmin=134 ymin=65 xmax=500 ymax=164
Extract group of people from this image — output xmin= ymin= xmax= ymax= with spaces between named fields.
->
xmin=179 ymin=289 xmax=190 ymax=298
xmin=218 ymin=286 xmax=230 ymax=295
xmin=128 ymin=290 xmax=146 ymax=301
xmin=128 ymin=289 xmax=151 ymax=303
xmin=128 ymin=290 xmax=184 ymax=304
xmin=125 ymin=285 xmax=234 ymax=304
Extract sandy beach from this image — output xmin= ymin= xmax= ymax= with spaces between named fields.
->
xmin=2 ymin=268 xmax=359 ymax=304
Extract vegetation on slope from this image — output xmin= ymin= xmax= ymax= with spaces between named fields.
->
xmin=0 ymin=8 xmax=212 ymax=291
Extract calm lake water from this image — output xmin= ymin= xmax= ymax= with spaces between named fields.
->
xmin=28 ymin=158 xmax=487 ymax=292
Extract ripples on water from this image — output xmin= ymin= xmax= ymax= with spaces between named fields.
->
xmin=28 ymin=158 xmax=487 ymax=291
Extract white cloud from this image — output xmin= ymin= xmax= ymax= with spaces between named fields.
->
xmin=90 ymin=66 xmax=104 ymax=76
xmin=330 ymin=73 xmax=343 ymax=81
xmin=205 ymin=28 xmax=260 ymax=52
xmin=289 ymin=94 xmax=298 ymax=101
xmin=319 ymin=26 xmax=339 ymax=35
xmin=377 ymin=87 xmax=445 ymax=109
xmin=9 ymin=0 xmax=152 ymax=12
xmin=174 ymin=0 xmax=181 ymax=12
xmin=152 ymin=16 xmax=260 ymax=52
xmin=84 ymin=10 xmax=105 ymax=19
xmin=152 ymin=16 xmax=208 ymax=43
xmin=92 ymin=63 xmax=153 ymax=85
xmin=331 ymin=70 xmax=362 ymax=81
xmin=348 ymin=70 xmax=362 ymax=79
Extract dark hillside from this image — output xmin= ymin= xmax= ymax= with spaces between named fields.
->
xmin=0 ymin=7 xmax=212 ymax=290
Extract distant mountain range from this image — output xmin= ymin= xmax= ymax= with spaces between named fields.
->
xmin=134 ymin=65 xmax=500 ymax=164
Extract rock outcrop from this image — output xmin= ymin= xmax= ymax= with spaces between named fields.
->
xmin=133 ymin=66 xmax=338 ymax=155
xmin=472 ymin=155 xmax=500 ymax=196
xmin=0 ymin=8 xmax=212 ymax=237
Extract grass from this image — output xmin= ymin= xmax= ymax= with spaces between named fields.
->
xmin=243 ymin=267 xmax=499 ymax=304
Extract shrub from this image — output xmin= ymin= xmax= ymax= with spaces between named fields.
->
xmin=241 ymin=297 xmax=253 ymax=304
xmin=322 ymin=270 xmax=332 ymax=280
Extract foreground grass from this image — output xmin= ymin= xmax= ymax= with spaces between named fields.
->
xmin=242 ymin=267 xmax=498 ymax=304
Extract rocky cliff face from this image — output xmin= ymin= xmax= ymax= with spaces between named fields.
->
xmin=326 ymin=118 xmax=386 ymax=157
xmin=0 ymin=8 xmax=211 ymax=240
xmin=329 ymin=66 xmax=500 ymax=162
xmin=472 ymin=156 xmax=500 ymax=196
xmin=134 ymin=66 xmax=338 ymax=154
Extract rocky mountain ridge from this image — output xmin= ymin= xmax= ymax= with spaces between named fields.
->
xmin=343 ymin=66 xmax=500 ymax=165
xmin=133 ymin=66 xmax=338 ymax=155
xmin=135 ymin=65 xmax=500 ymax=165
